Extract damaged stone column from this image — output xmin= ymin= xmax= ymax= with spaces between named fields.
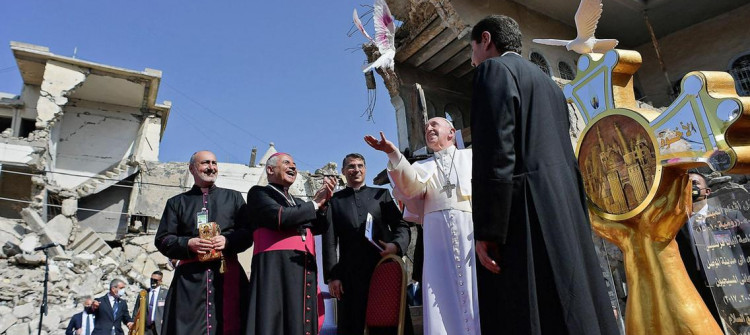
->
xmin=29 ymin=61 xmax=88 ymax=220
xmin=36 ymin=60 xmax=88 ymax=129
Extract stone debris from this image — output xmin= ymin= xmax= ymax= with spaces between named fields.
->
xmin=0 ymin=221 xmax=175 ymax=335
xmin=12 ymin=303 xmax=35 ymax=319
xmin=19 ymin=209 xmax=66 ymax=257
xmin=5 ymin=323 xmax=29 ymax=335
xmin=68 ymin=227 xmax=111 ymax=255
xmin=0 ymin=219 xmax=24 ymax=259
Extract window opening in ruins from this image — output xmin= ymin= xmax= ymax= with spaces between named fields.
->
xmin=47 ymin=193 xmax=62 ymax=219
xmin=0 ymin=116 xmax=11 ymax=134
xmin=18 ymin=118 xmax=35 ymax=138
xmin=530 ymin=52 xmax=551 ymax=77
xmin=558 ymin=61 xmax=575 ymax=80
xmin=130 ymin=215 xmax=150 ymax=233
xmin=730 ymin=54 xmax=750 ymax=96
xmin=0 ymin=165 xmax=32 ymax=219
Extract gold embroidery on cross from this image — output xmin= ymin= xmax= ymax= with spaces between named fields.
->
xmin=566 ymin=49 xmax=750 ymax=334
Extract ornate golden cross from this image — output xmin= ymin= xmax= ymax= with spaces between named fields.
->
xmin=566 ymin=49 xmax=750 ymax=334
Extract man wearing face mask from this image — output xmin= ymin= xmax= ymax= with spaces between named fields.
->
xmin=132 ymin=271 xmax=168 ymax=335
xmin=155 ymin=150 xmax=252 ymax=335
xmin=65 ymin=296 xmax=95 ymax=335
xmin=321 ymin=153 xmax=411 ymax=334
xmin=365 ymin=117 xmax=480 ymax=335
xmin=90 ymin=279 xmax=133 ymax=335
xmin=245 ymin=152 xmax=335 ymax=335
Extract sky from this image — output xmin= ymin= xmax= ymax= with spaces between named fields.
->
xmin=0 ymin=1 xmax=402 ymax=179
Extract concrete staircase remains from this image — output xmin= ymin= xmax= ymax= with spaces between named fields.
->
xmin=69 ymin=227 xmax=111 ymax=256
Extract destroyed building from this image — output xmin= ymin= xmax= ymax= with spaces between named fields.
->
xmin=370 ymin=0 xmax=750 ymax=154
xmin=0 ymin=42 xmax=339 ymax=335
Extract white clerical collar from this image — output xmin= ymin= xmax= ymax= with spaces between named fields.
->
xmin=435 ymin=145 xmax=456 ymax=157
xmin=501 ymin=51 xmax=520 ymax=57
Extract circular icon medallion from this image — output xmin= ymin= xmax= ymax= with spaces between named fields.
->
xmin=578 ymin=114 xmax=657 ymax=215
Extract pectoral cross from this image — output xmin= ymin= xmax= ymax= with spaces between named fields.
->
xmin=442 ymin=181 xmax=456 ymax=198
xmin=566 ymin=49 xmax=749 ymax=335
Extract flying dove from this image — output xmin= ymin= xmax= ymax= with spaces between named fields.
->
xmin=532 ymin=0 xmax=618 ymax=54
xmin=353 ymin=0 xmax=396 ymax=72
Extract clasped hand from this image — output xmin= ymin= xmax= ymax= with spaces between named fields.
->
xmin=314 ymin=176 xmax=336 ymax=208
xmin=188 ymin=235 xmax=226 ymax=254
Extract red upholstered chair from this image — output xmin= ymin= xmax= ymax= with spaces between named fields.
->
xmin=364 ymin=254 xmax=408 ymax=335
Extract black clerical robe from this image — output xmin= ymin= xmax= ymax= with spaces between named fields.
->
xmin=245 ymin=184 xmax=328 ymax=335
xmin=155 ymin=185 xmax=251 ymax=335
xmin=322 ymin=186 xmax=411 ymax=334
xmin=471 ymin=53 xmax=619 ymax=335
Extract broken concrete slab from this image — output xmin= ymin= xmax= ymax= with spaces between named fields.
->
xmin=19 ymin=235 xmax=39 ymax=253
xmin=45 ymin=214 xmax=73 ymax=246
xmin=68 ymin=227 xmax=111 ymax=256
xmin=0 ymin=313 xmax=18 ymax=334
xmin=0 ymin=218 xmax=26 ymax=238
xmin=5 ymin=322 xmax=28 ymax=335
xmin=2 ymin=241 xmax=22 ymax=258
xmin=20 ymin=209 xmax=67 ymax=256
xmin=40 ymin=309 xmax=60 ymax=332
xmin=142 ymin=257 xmax=159 ymax=279
xmin=20 ymin=208 xmax=44 ymax=232
xmin=0 ymin=231 xmax=21 ymax=257
xmin=12 ymin=302 xmax=35 ymax=319
xmin=123 ymin=244 xmax=142 ymax=260
xmin=148 ymin=251 xmax=168 ymax=268
xmin=129 ymin=235 xmax=153 ymax=246
xmin=15 ymin=253 xmax=44 ymax=266
xmin=99 ymin=256 xmax=117 ymax=275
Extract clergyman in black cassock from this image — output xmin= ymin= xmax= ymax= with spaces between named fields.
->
xmin=469 ymin=16 xmax=619 ymax=335
xmin=322 ymin=153 xmax=411 ymax=334
xmin=245 ymin=153 xmax=336 ymax=335
xmin=155 ymin=151 xmax=252 ymax=335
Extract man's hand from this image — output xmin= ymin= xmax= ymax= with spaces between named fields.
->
xmin=364 ymin=132 xmax=397 ymax=154
xmin=92 ymin=300 xmax=100 ymax=311
xmin=328 ymin=279 xmax=344 ymax=300
xmin=76 ymin=328 xmax=83 ymax=334
xmin=378 ymin=240 xmax=398 ymax=257
xmin=188 ymin=237 xmax=213 ymax=254
xmin=127 ymin=322 xmax=134 ymax=330
xmin=313 ymin=177 xmax=336 ymax=208
xmin=476 ymin=240 xmax=501 ymax=274
xmin=211 ymin=235 xmax=227 ymax=251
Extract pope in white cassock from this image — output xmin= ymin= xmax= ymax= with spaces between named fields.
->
xmin=365 ymin=117 xmax=480 ymax=335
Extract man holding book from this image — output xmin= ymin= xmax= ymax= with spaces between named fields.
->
xmin=322 ymin=153 xmax=411 ymax=334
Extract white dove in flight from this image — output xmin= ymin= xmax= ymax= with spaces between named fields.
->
xmin=532 ymin=0 xmax=618 ymax=54
xmin=353 ymin=0 xmax=396 ymax=72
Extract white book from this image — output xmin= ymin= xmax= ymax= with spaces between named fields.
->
xmin=365 ymin=213 xmax=383 ymax=252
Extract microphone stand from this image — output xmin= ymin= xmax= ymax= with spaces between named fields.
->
xmin=37 ymin=247 xmax=49 ymax=335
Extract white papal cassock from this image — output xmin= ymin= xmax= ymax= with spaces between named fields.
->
xmin=387 ymin=145 xmax=480 ymax=335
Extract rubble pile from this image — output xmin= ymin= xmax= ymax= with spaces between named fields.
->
xmin=0 ymin=216 xmax=172 ymax=335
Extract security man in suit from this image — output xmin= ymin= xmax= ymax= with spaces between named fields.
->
xmin=91 ymin=278 xmax=133 ymax=335
xmin=65 ymin=296 xmax=95 ymax=335
xmin=133 ymin=271 xmax=168 ymax=335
